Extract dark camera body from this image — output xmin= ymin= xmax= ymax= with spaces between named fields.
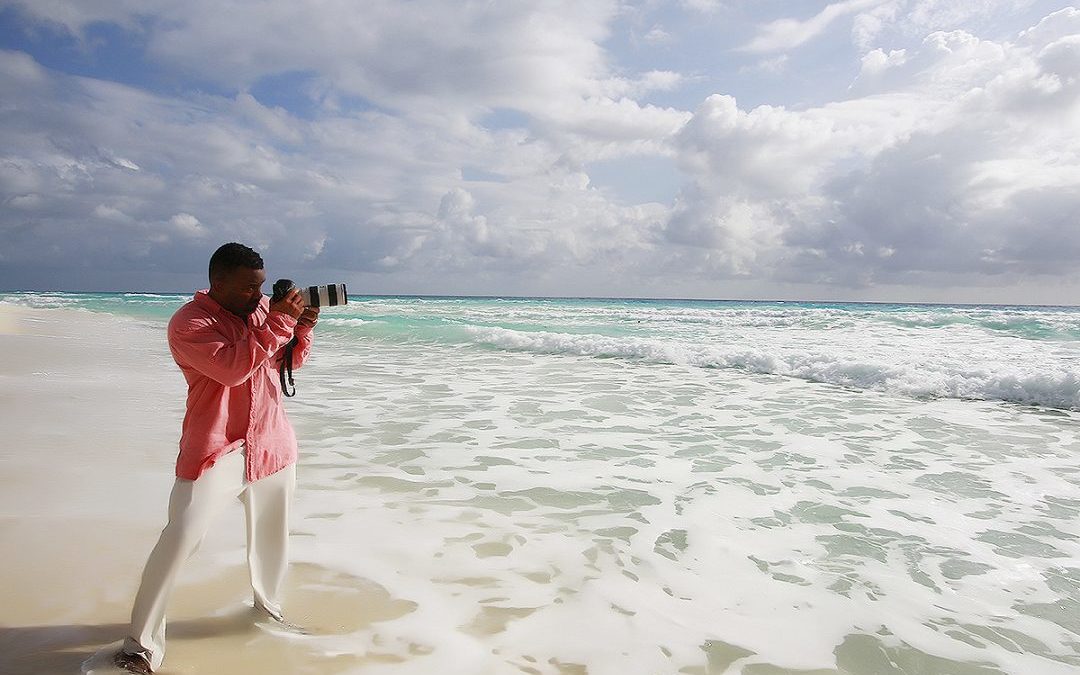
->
xmin=271 ymin=279 xmax=348 ymax=307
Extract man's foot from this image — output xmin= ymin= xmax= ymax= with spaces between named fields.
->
xmin=257 ymin=609 xmax=313 ymax=635
xmin=252 ymin=606 xmax=311 ymax=635
xmin=113 ymin=650 xmax=153 ymax=674
xmin=260 ymin=613 xmax=311 ymax=635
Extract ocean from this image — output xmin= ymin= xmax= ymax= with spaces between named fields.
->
xmin=4 ymin=291 xmax=1080 ymax=674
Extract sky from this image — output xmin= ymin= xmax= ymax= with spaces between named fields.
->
xmin=0 ymin=1 xmax=1078 ymax=303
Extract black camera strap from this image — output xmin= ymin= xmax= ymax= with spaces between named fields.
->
xmin=279 ymin=336 xmax=298 ymax=397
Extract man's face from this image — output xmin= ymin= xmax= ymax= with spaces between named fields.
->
xmin=211 ymin=267 xmax=266 ymax=317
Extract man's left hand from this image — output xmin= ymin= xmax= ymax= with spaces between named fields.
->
xmin=298 ymin=306 xmax=319 ymax=328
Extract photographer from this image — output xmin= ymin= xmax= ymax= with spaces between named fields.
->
xmin=114 ymin=242 xmax=317 ymax=674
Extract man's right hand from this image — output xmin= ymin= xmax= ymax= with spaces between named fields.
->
xmin=269 ymin=288 xmax=305 ymax=320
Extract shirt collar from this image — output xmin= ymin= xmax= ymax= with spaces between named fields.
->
xmin=193 ymin=289 xmax=227 ymax=315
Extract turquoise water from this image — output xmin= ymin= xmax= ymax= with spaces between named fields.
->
xmin=5 ymin=291 xmax=1078 ymax=337
xmin=5 ymin=291 xmax=1080 ymax=409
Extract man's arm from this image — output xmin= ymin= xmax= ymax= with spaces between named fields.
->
xmin=171 ymin=291 xmax=306 ymax=386
xmin=171 ymin=314 xmax=299 ymax=386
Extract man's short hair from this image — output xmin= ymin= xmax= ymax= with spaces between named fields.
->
xmin=208 ymin=242 xmax=264 ymax=282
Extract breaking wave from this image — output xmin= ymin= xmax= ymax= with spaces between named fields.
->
xmin=462 ymin=326 xmax=1080 ymax=410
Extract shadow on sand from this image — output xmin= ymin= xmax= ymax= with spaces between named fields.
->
xmin=0 ymin=610 xmax=265 ymax=674
xmin=0 ymin=561 xmax=421 ymax=675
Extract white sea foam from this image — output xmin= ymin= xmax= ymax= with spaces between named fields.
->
xmin=279 ymin=332 xmax=1080 ymax=674
xmin=120 ymin=292 xmax=177 ymax=299
xmin=1 ymin=294 xmax=82 ymax=308
xmin=462 ymin=325 xmax=1080 ymax=409
xmin=324 ymin=318 xmax=381 ymax=326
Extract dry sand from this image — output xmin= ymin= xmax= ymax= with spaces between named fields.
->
xmin=0 ymin=306 xmax=410 ymax=675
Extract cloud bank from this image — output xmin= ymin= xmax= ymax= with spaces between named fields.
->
xmin=0 ymin=2 xmax=1077 ymax=302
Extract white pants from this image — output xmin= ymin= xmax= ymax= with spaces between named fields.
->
xmin=122 ymin=447 xmax=295 ymax=670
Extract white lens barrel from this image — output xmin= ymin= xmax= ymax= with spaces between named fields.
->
xmin=299 ymin=284 xmax=347 ymax=307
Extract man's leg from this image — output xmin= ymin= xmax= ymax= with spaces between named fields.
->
xmin=119 ymin=449 xmax=247 ymax=671
xmin=240 ymin=462 xmax=295 ymax=621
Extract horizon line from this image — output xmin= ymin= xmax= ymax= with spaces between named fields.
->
xmin=1 ymin=288 xmax=1077 ymax=310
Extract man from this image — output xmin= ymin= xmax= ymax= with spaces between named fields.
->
xmin=114 ymin=243 xmax=318 ymax=674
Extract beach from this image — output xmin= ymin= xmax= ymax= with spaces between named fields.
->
xmin=0 ymin=306 xmax=407 ymax=674
xmin=1 ymin=295 xmax=1079 ymax=674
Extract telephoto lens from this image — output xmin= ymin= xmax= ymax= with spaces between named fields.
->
xmin=298 ymin=284 xmax=348 ymax=307
xmin=271 ymin=280 xmax=348 ymax=308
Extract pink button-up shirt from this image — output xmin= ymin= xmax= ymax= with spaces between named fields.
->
xmin=167 ymin=290 xmax=314 ymax=481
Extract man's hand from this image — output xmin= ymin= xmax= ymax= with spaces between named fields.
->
xmin=297 ymin=306 xmax=319 ymax=328
xmin=269 ymin=288 xmax=305 ymax=320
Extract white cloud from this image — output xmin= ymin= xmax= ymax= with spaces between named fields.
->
xmin=600 ymin=70 xmax=684 ymax=98
xmin=0 ymin=47 xmax=47 ymax=85
xmin=904 ymin=0 xmax=1039 ymax=36
xmin=110 ymin=156 xmax=140 ymax=171
xmin=856 ymin=47 xmax=908 ymax=78
xmin=680 ymin=0 xmax=723 ymax=14
xmin=94 ymin=204 xmax=134 ymax=223
xmin=5 ymin=1 xmax=627 ymax=120
xmin=0 ymin=41 xmax=675 ymax=290
xmin=741 ymin=54 xmax=790 ymax=75
xmin=5 ymin=193 xmax=42 ymax=209
xmin=1 ymin=1 xmax=688 ymax=181
xmin=1019 ymin=6 xmax=1080 ymax=45
xmin=852 ymin=0 xmax=1046 ymax=51
xmin=743 ymin=0 xmax=886 ymax=53
xmin=643 ymin=26 xmax=672 ymax=44
xmin=667 ymin=8 xmax=1080 ymax=288
xmin=232 ymin=93 xmax=304 ymax=145
xmin=664 ymin=188 xmax=782 ymax=275
xmin=169 ymin=212 xmax=207 ymax=238
xmin=749 ymin=0 xmax=1044 ymax=54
